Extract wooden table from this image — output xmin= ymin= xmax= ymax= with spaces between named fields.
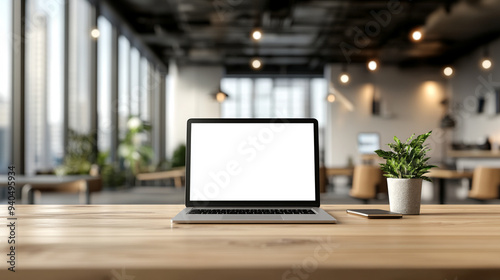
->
xmin=2 ymin=204 xmax=500 ymax=280
xmin=320 ymin=167 xmax=354 ymax=193
xmin=0 ymin=175 xmax=96 ymax=185
xmin=325 ymin=167 xmax=354 ymax=177
xmin=427 ymin=169 xmax=474 ymax=204
xmin=447 ymin=150 xmax=500 ymax=158
xmin=136 ymin=168 xmax=185 ymax=188
xmin=0 ymin=175 xmax=101 ymax=204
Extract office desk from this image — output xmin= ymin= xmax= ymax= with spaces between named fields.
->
xmin=0 ymin=175 xmax=101 ymax=204
xmin=0 ymin=175 xmax=97 ymax=186
xmin=447 ymin=150 xmax=500 ymax=158
xmin=320 ymin=167 xmax=354 ymax=192
xmin=427 ymin=169 xmax=474 ymax=204
xmin=1 ymin=205 xmax=500 ymax=280
xmin=136 ymin=168 xmax=185 ymax=188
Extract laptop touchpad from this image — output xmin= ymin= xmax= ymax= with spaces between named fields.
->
xmin=222 ymin=215 xmax=284 ymax=220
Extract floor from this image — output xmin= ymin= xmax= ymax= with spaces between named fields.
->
xmin=3 ymin=179 xmax=498 ymax=205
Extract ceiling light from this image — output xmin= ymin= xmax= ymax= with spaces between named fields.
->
xmin=412 ymin=30 xmax=422 ymax=41
xmin=480 ymin=47 xmax=492 ymax=71
xmin=367 ymin=60 xmax=378 ymax=71
xmin=326 ymin=93 xmax=336 ymax=103
xmin=250 ymin=58 xmax=262 ymax=70
xmin=90 ymin=28 xmax=100 ymax=39
xmin=481 ymin=58 xmax=492 ymax=70
xmin=443 ymin=66 xmax=454 ymax=77
xmin=215 ymin=91 xmax=228 ymax=103
xmin=252 ymin=29 xmax=262 ymax=41
xmin=339 ymin=73 xmax=350 ymax=84
xmin=410 ymin=27 xmax=423 ymax=42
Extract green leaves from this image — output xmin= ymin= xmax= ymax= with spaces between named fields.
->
xmin=375 ymin=131 xmax=436 ymax=182
xmin=118 ymin=116 xmax=154 ymax=175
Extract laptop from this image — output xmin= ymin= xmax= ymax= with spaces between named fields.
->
xmin=171 ymin=118 xmax=336 ymax=223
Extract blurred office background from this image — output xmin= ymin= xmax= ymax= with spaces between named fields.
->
xmin=1 ymin=0 xmax=500 ymax=204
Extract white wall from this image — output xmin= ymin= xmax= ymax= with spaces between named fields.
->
xmin=450 ymin=37 xmax=500 ymax=145
xmin=166 ymin=62 xmax=223 ymax=157
xmin=325 ymin=64 xmax=447 ymax=166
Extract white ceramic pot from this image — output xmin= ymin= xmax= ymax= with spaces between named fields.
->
xmin=387 ymin=178 xmax=423 ymax=215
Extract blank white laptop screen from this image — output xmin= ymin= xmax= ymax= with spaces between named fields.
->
xmin=189 ymin=122 xmax=316 ymax=201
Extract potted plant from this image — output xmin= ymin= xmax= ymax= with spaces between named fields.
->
xmin=375 ymin=131 xmax=436 ymax=215
xmin=55 ymin=129 xmax=95 ymax=176
xmin=118 ymin=116 xmax=154 ymax=175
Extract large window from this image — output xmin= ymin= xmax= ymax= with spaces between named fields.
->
xmin=0 ymin=0 xmax=12 ymax=173
xmin=68 ymin=0 xmax=92 ymax=134
xmin=4 ymin=0 xmax=167 ymax=178
xmin=97 ymin=16 xmax=112 ymax=154
xmin=130 ymin=47 xmax=140 ymax=116
xmin=221 ymin=77 xmax=327 ymax=151
xmin=221 ymin=78 xmax=253 ymax=117
xmin=310 ymin=78 xmax=327 ymax=129
xmin=140 ymin=57 xmax=150 ymax=121
xmin=254 ymin=78 xmax=272 ymax=117
xmin=118 ymin=35 xmax=130 ymax=138
xmin=310 ymin=78 xmax=328 ymax=150
xmin=25 ymin=0 xmax=65 ymax=174
xmin=273 ymin=78 xmax=309 ymax=117
xmin=221 ymin=77 xmax=326 ymax=123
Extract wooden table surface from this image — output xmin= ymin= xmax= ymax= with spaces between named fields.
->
xmin=0 ymin=175 xmax=98 ymax=186
xmin=325 ymin=167 xmax=354 ymax=177
xmin=427 ymin=169 xmax=474 ymax=204
xmin=427 ymin=168 xmax=474 ymax=179
xmin=0 ymin=175 xmax=102 ymax=204
xmin=447 ymin=150 xmax=500 ymax=158
xmin=2 ymin=204 xmax=500 ymax=280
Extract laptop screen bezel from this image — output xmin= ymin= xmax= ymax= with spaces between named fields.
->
xmin=185 ymin=118 xmax=320 ymax=207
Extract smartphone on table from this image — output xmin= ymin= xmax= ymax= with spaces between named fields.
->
xmin=346 ymin=209 xmax=403 ymax=219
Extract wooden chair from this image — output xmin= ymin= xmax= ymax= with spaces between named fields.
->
xmin=350 ymin=165 xmax=385 ymax=203
xmin=469 ymin=167 xmax=500 ymax=201
xmin=22 ymin=177 xmax=102 ymax=204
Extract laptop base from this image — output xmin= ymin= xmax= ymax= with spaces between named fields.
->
xmin=172 ymin=207 xmax=337 ymax=224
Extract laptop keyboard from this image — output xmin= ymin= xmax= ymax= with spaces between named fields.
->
xmin=188 ymin=209 xmax=316 ymax=215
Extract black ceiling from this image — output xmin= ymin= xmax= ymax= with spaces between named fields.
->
xmin=103 ymin=0 xmax=500 ymax=74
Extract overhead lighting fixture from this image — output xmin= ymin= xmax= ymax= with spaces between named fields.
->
xmin=410 ymin=28 xmax=423 ymax=42
xmin=339 ymin=64 xmax=350 ymax=84
xmin=481 ymin=58 xmax=492 ymax=70
xmin=250 ymin=58 xmax=263 ymax=70
xmin=339 ymin=73 xmax=350 ymax=84
xmin=326 ymin=93 xmax=336 ymax=103
xmin=251 ymin=29 xmax=262 ymax=41
xmin=480 ymin=47 xmax=493 ymax=70
xmin=443 ymin=66 xmax=454 ymax=77
xmin=90 ymin=28 xmax=100 ymax=39
xmin=412 ymin=30 xmax=422 ymax=41
xmin=367 ymin=60 xmax=378 ymax=72
xmin=215 ymin=91 xmax=228 ymax=103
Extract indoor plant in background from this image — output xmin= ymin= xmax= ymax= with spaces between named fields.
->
xmin=118 ymin=116 xmax=154 ymax=185
xmin=375 ymin=131 xmax=437 ymax=215
xmin=55 ymin=129 xmax=95 ymax=176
